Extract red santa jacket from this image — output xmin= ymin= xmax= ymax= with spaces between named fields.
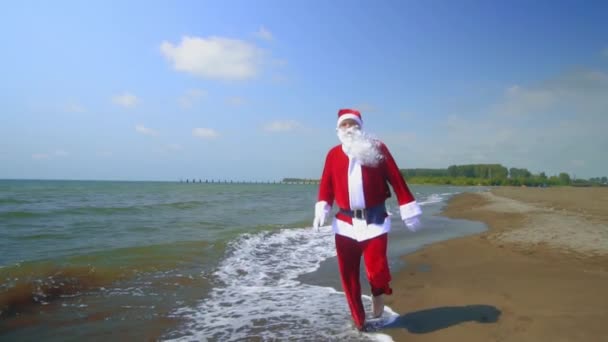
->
xmin=317 ymin=142 xmax=420 ymax=228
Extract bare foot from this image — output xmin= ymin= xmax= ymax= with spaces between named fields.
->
xmin=372 ymin=295 xmax=384 ymax=318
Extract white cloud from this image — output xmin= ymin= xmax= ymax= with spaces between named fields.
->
xmin=32 ymin=150 xmax=69 ymax=160
xmin=193 ymin=127 xmax=219 ymax=139
xmin=179 ymin=88 xmax=207 ymax=109
xmin=354 ymin=103 xmax=377 ymax=113
xmin=66 ymin=103 xmax=86 ymax=113
xmin=54 ymin=150 xmax=69 ymax=157
xmin=98 ymin=151 xmax=113 ymax=157
xmin=271 ymin=74 xmax=289 ymax=84
xmin=254 ymin=26 xmax=274 ymax=41
xmin=160 ymin=36 xmax=262 ymax=81
xmin=263 ymin=120 xmax=301 ymax=132
xmin=399 ymin=111 xmax=418 ymax=119
xmin=135 ymin=124 xmax=159 ymax=136
xmin=162 ymin=143 xmax=183 ymax=152
xmin=226 ymin=96 xmax=245 ymax=106
xmin=272 ymin=59 xmax=287 ymax=67
xmin=383 ymin=131 xmax=417 ymax=144
xmin=32 ymin=153 xmax=50 ymax=160
xmin=490 ymin=69 xmax=608 ymax=119
xmin=113 ymin=93 xmax=139 ymax=108
xmin=491 ymin=85 xmax=556 ymax=117
xmin=571 ymin=159 xmax=586 ymax=168
xmin=387 ymin=68 xmax=608 ymax=178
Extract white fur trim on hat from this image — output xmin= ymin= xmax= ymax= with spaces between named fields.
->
xmin=337 ymin=113 xmax=363 ymax=128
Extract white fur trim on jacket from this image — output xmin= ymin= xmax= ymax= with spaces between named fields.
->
xmin=399 ymin=201 xmax=422 ymax=220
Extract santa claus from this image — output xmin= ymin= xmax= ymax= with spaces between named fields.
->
xmin=313 ymin=108 xmax=422 ymax=331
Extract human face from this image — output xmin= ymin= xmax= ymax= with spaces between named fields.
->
xmin=338 ymin=119 xmax=360 ymax=130
xmin=337 ymin=118 xmax=361 ymax=145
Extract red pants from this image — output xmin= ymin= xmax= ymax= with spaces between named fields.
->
xmin=335 ymin=233 xmax=392 ymax=329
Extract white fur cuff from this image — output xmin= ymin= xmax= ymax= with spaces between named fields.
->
xmin=399 ymin=201 xmax=422 ymax=220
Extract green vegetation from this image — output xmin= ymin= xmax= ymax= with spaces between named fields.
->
xmin=401 ymin=164 xmax=607 ymax=187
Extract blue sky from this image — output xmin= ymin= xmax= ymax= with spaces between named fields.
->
xmin=2 ymin=0 xmax=607 ymax=181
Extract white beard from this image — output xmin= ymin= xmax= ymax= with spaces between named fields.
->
xmin=337 ymin=127 xmax=383 ymax=166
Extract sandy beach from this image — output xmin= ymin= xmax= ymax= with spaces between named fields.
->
xmin=384 ymin=187 xmax=608 ymax=341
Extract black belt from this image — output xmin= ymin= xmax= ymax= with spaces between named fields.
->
xmin=339 ymin=203 xmax=387 ymax=224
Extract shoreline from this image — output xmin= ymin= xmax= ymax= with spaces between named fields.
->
xmin=383 ymin=187 xmax=608 ymax=341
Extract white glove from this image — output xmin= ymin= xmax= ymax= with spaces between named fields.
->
xmin=404 ymin=216 xmax=422 ymax=232
xmin=312 ymin=201 xmax=331 ymax=232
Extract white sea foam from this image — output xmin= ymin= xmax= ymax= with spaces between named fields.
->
xmin=164 ymin=226 xmax=397 ymax=341
xmin=418 ymin=193 xmax=445 ymax=206
xmin=385 ymin=192 xmax=449 ymax=216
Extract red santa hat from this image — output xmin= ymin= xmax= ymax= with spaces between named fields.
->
xmin=337 ymin=108 xmax=363 ymax=128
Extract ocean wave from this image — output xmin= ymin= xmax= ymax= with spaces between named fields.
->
xmin=0 ymin=240 xmax=217 ymax=319
xmin=0 ymin=198 xmax=31 ymax=205
xmin=0 ymin=264 xmax=122 ymax=318
xmin=418 ymin=193 xmax=447 ymax=206
xmin=165 ymin=227 xmax=394 ymax=341
xmin=0 ymin=201 xmax=209 ymax=220
xmin=0 ymin=211 xmax=42 ymax=219
xmin=15 ymin=233 xmax=71 ymax=241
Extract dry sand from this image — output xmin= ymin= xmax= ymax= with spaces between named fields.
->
xmin=383 ymin=187 xmax=608 ymax=342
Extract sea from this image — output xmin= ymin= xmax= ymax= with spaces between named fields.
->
xmin=0 ymin=180 xmax=488 ymax=341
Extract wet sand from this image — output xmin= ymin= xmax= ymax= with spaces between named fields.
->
xmin=384 ymin=187 xmax=608 ymax=342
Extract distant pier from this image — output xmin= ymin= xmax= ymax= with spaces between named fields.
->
xmin=179 ymin=179 xmax=320 ymax=185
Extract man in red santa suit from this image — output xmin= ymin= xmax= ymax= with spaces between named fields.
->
xmin=313 ymin=108 xmax=422 ymax=331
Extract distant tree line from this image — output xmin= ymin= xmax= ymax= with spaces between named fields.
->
xmin=401 ymin=164 xmax=607 ymax=187
xmin=588 ymin=176 xmax=608 ymax=184
xmin=572 ymin=177 xmax=608 ymax=187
